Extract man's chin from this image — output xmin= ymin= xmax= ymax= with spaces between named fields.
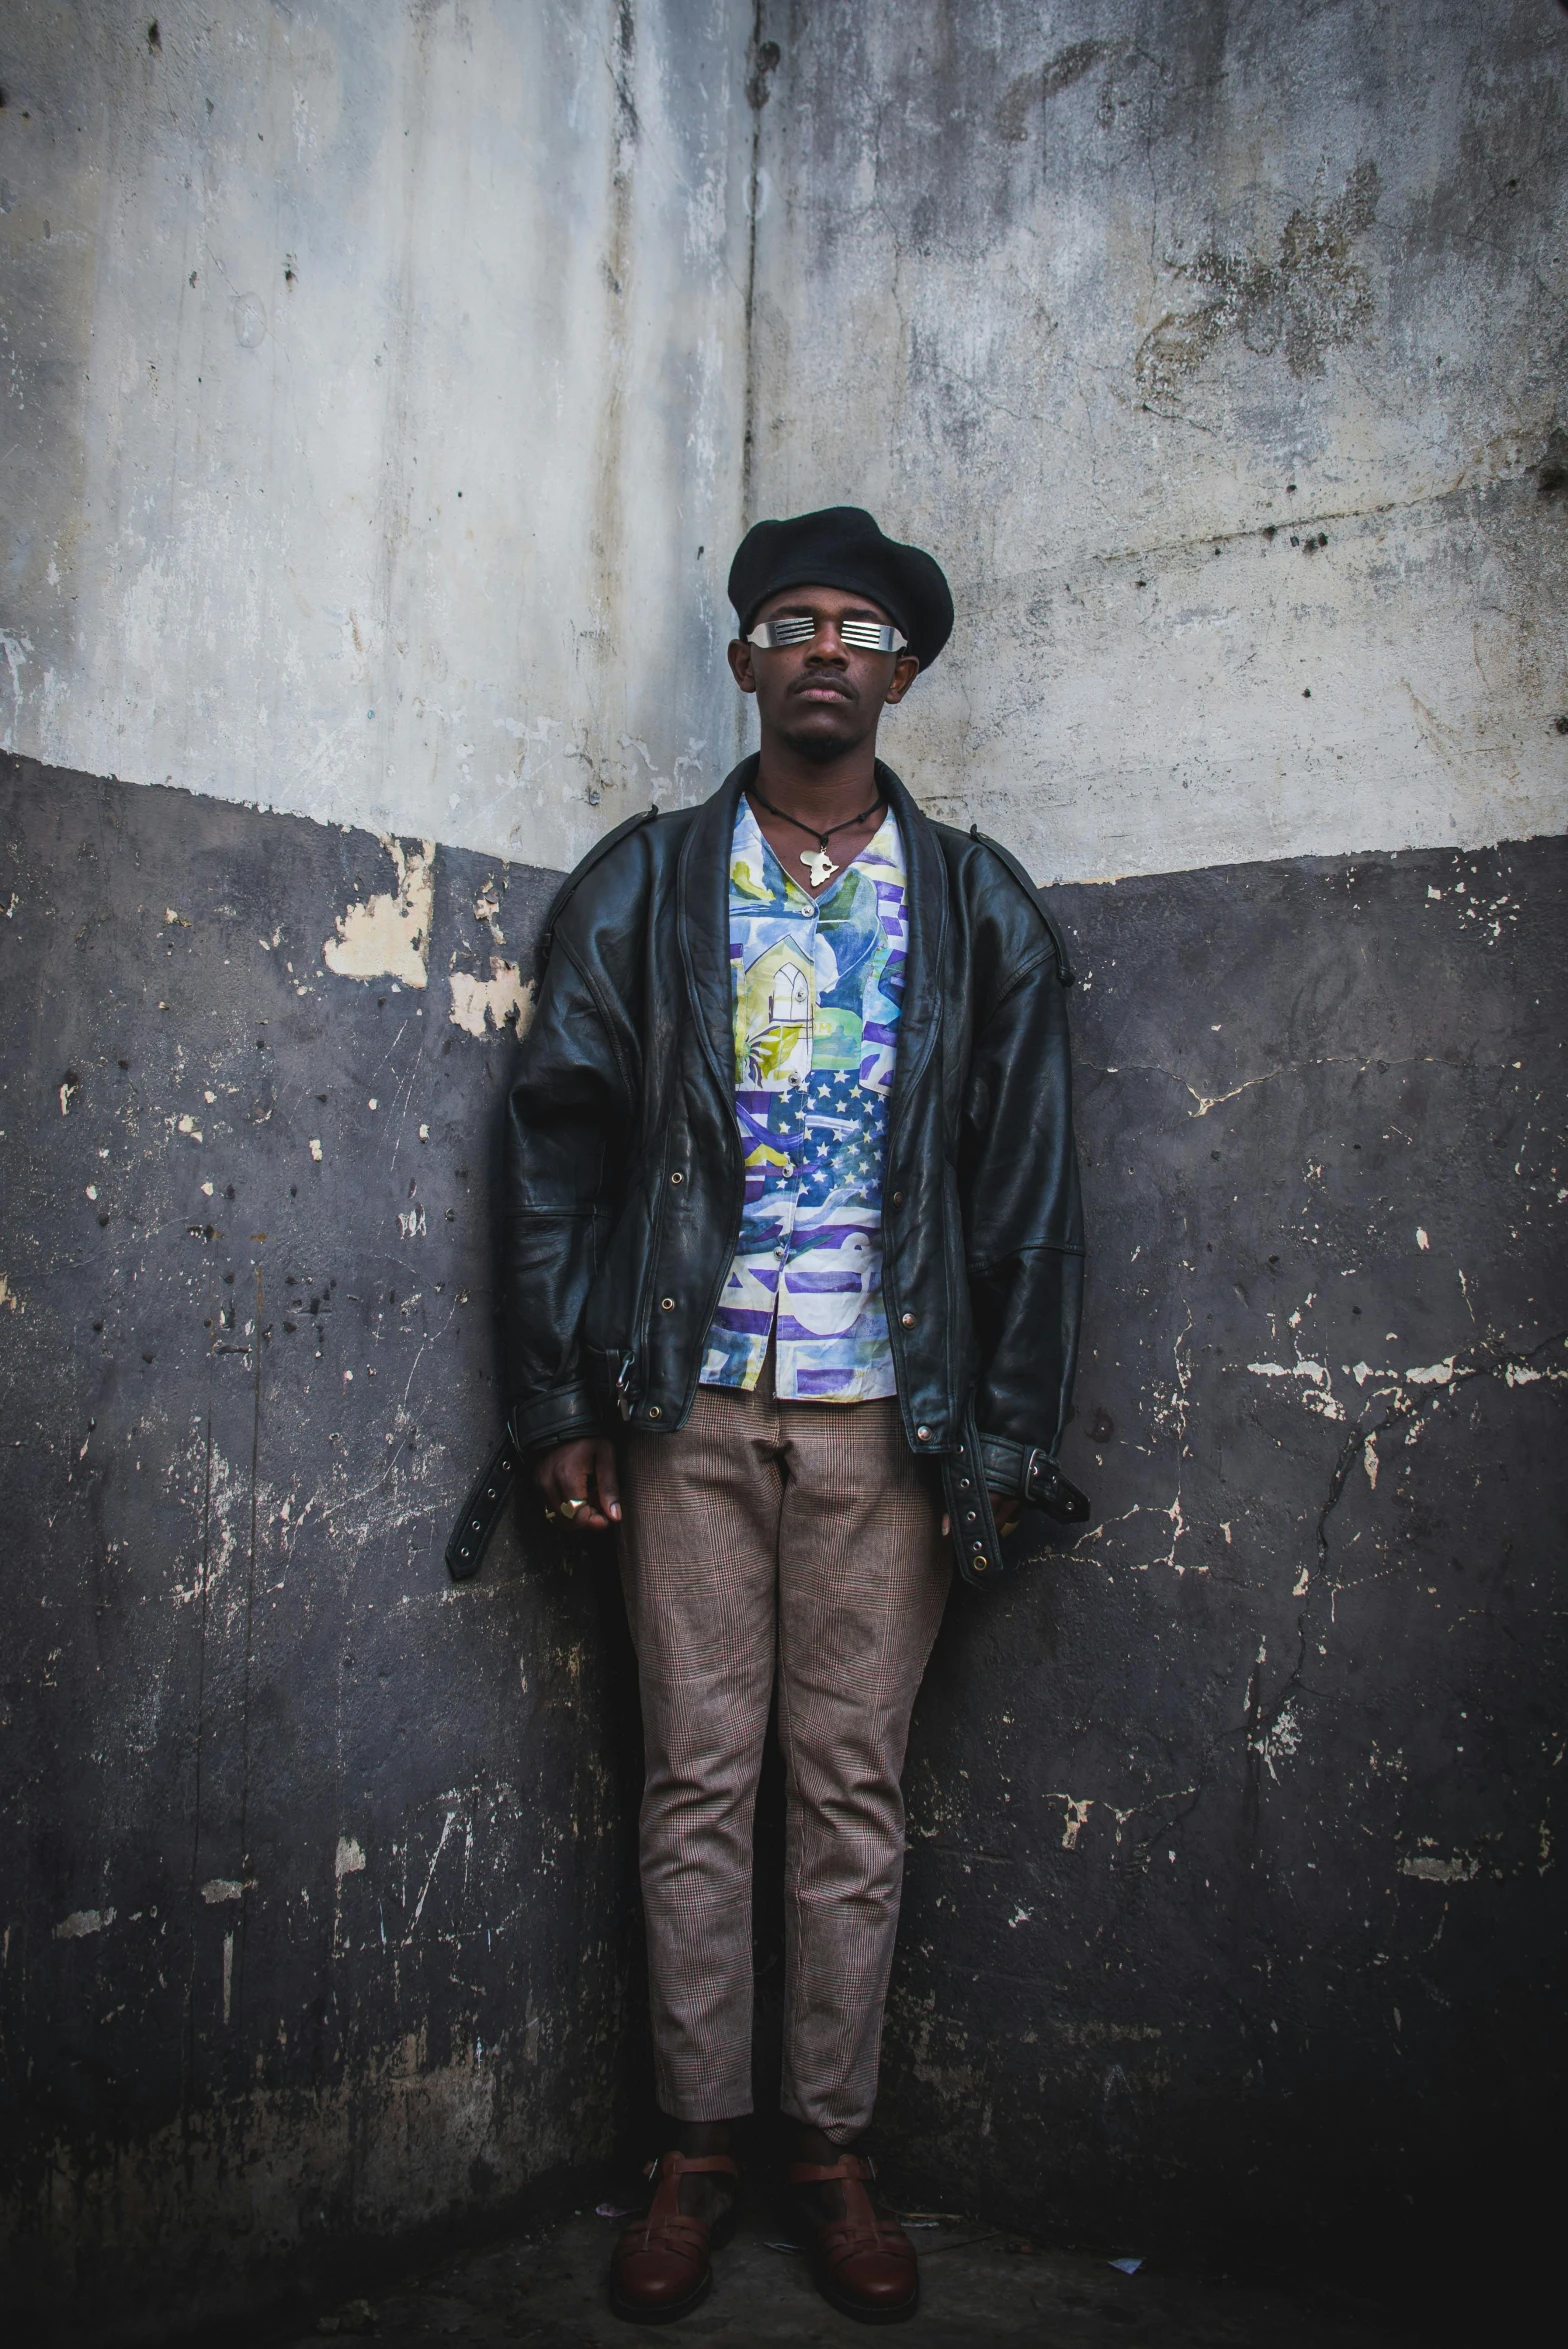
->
xmin=780 ymin=722 xmax=869 ymax=767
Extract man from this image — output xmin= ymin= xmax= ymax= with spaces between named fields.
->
xmin=502 ymin=507 xmax=1086 ymax=2324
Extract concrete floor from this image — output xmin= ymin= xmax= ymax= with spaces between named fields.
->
xmin=276 ymin=2207 xmax=1406 ymax=2348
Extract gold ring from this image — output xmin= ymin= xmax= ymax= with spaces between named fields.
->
xmin=559 ymin=1496 xmax=586 ymax=1520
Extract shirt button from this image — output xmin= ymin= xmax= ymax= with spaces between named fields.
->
xmin=659 ymin=1297 xmax=675 ymax=1311
xmin=916 ymin=1425 xmax=931 ymax=1442
xmin=900 ymin=1312 xmax=915 ymax=1328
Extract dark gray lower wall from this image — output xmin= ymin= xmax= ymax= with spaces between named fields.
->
xmin=887 ymin=824 xmax=1568 ymax=2275
xmin=1 ymin=755 xmax=1564 ymax=2333
xmin=0 ymin=757 xmax=643 ymax=2342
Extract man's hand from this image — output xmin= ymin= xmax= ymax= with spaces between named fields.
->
xmin=534 ymin=1436 xmax=622 ymax=1531
xmin=941 ymin=1489 xmax=1023 ymax=1541
xmin=989 ymin=1489 xmax=1023 ymax=1539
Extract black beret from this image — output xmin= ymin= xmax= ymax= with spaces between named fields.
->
xmin=728 ymin=505 xmax=954 ymax=670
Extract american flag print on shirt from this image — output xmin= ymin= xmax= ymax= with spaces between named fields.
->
xmin=701 ymin=797 xmax=906 ymax=1402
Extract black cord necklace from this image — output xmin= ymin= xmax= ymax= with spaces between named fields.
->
xmin=748 ymin=786 xmax=886 ymax=888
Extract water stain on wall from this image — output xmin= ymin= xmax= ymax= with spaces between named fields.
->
xmin=1137 ymin=161 xmax=1380 ymax=396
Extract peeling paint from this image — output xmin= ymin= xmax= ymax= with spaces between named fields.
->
xmin=1399 ymin=1852 xmax=1478 ymax=1884
xmin=1050 ymin=1797 xmax=1094 ymax=1850
xmin=448 ymin=960 xmax=535 ymax=1040
xmin=324 ymin=839 xmax=434 ymax=989
xmin=53 ymin=1908 xmax=115 ymax=1940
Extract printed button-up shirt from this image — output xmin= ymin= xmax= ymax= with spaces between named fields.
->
xmin=701 ymin=797 xmax=906 ymax=1401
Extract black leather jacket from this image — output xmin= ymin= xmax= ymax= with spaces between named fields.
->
xmin=502 ymin=757 xmax=1086 ymax=1583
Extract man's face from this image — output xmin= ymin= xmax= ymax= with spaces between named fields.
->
xmin=728 ymin=584 xmax=921 ymax=763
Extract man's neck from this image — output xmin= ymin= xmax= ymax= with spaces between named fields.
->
xmin=751 ymin=730 xmax=883 ymax=830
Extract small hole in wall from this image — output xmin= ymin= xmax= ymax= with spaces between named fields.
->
xmin=147 ymin=21 xmax=161 ymax=52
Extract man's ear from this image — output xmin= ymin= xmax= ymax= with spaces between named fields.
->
xmin=883 ymin=653 xmax=921 ymax=706
xmin=727 ymin=638 xmax=758 ymax=694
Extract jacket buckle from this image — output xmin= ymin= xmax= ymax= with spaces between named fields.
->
xmin=615 ymin=1352 xmax=637 ymax=1423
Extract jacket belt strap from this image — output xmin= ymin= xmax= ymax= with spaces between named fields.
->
xmin=940 ymin=1407 xmax=1004 ymax=1586
xmin=979 ymin=1435 xmax=1091 ymax=1525
xmin=445 ymin=1417 xmax=523 ymax=1582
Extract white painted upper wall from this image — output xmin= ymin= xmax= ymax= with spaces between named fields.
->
xmin=2 ymin=0 xmax=1565 ymax=882
xmin=750 ymin=0 xmax=1568 ymax=880
xmin=1 ymin=0 xmax=754 ymax=874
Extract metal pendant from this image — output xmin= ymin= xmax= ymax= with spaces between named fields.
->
xmin=801 ymin=845 xmax=838 ymax=887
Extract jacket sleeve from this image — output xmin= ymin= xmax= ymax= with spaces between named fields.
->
xmin=501 ymin=935 xmax=634 ymax=1454
xmin=957 ymin=930 xmax=1085 ymax=1474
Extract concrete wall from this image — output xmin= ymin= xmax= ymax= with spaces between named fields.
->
xmin=750 ymin=0 xmax=1568 ymax=881
xmin=1 ymin=0 xmax=754 ymax=870
xmin=1 ymin=0 xmax=1565 ymax=2337
xmin=0 ymin=756 xmax=648 ymax=2340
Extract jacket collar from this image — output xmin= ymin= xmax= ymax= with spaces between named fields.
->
xmin=676 ymin=756 xmax=754 ymax=1092
xmin=675 ymin=753 xmax=946 ymax=1096
xmin=875 ymin=761 xmax=947 ymax=1124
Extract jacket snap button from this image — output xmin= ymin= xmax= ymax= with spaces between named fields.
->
xmin=646 ymin=1405 xmax=662 ymax=1419
xmin=972 ymin=1558 xmax=988 ymax=1574
xmin=891 ymin=1190 xmax=904 ymax=1206
xmin=965 ymin=1511 xmax=977 ymax=1523
xmin=916 ymin=1425 xmax=931 ymax=1441
xmin=900 ymin=1311 xmax=915 ymax=1328
xmin=958 ymin=1478 xmax=971 ymax=1490
xmin=660 ymin=1297 xmax=675 ymax=1311
xmin=670 ymin=1171 xmax=684 ymax=1184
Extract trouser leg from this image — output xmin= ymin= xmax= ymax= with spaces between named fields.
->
xmin=618 ymin=1381 xmax=781 ymax=2120
xmin=774 ymin=1397 xmax=951 ymax=2140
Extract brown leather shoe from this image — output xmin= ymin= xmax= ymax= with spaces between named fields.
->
xmin=609 ymin=2150 xmax=739 ymax=2325
xmin=788 ymin=2153 xmax=918 ymax=2325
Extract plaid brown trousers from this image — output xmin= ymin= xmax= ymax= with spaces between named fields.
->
xmin=618 ymin=1353 xmax=951 ymax=2140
